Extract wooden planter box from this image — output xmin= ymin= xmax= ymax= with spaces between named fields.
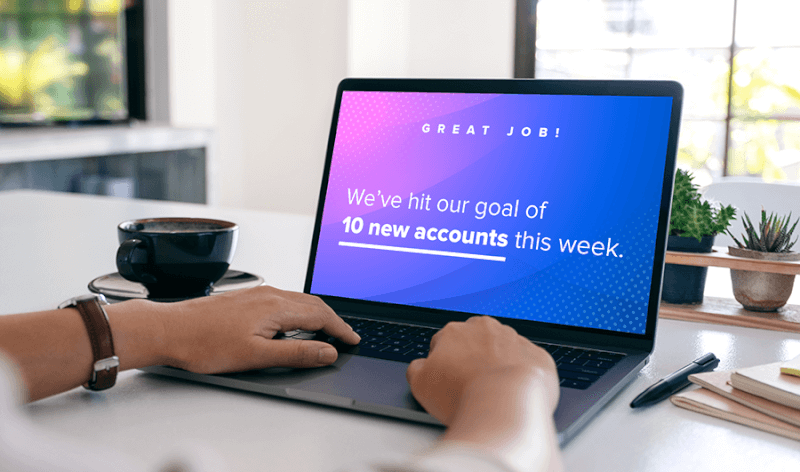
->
xmin=660 ymin=247 xmax=800 ymax=333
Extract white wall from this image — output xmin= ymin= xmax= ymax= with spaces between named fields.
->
xmin=167 ymin=0 xmax=348 ymax=213
xmin=216 ymin=1 xmax=349 ymax=214
xmin=348 ymin=1 xmax=411 ymax=77
xmin=167 ymin=0 xmax=216 ymax=128
xmin=166 ymin=0 xmax=515 ymax=215
xmin=349 ymin=0 xmax=515 ymax=79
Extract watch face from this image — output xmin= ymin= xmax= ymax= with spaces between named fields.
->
xmin=77 ymin=293 xmax=108 ymax=305
xmin=59 ymin=293 xmax=107 ymax=309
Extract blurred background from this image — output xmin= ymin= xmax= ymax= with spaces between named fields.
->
xmin=0 ymin=0 xmax=798 ymax=215
xmin=0 ymin=0 xmax=127 ymax=123
xmin=529 ymin=0 xmax=800 ymax=188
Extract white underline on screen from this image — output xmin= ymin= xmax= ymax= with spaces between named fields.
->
xmin=338 ymin=241 xmax=506 ymax=262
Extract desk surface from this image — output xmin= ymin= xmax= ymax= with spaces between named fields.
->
xmin=2 ymin=190 xmax=800 ymax=471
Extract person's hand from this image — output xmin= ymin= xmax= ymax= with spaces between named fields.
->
xmin=145 ymin=285 xmax=361 ymax=374
xmin=405 ymin=316 xmax=563 ymax=472
xmin=405 ymin=315 xmax=559 ymax=425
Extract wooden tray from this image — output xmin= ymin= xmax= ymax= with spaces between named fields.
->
xmin=660 ymin=297 xmax=800 ymax=333
xmin=665 ymin=246 xmax=800 ymax=276
xmin=659 ymin=247 xmax=800 ymax=333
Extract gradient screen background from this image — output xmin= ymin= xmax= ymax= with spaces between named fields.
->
xmin=310 ymin=91 xmax=673 ymax=335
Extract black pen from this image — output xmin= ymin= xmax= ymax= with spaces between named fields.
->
xmin=630 ymin=352 xmax=720 ymax=408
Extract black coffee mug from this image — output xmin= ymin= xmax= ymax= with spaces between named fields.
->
xmin=116 ymin=217 xmax=239 ymax=299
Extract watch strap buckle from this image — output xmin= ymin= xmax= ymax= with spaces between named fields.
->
xmin=91 ymin=356 xmax=120 ymax=383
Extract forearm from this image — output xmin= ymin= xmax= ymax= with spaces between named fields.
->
xmin=441 ymin=367 xmax=563 ymax=472
xmin=0 ymin=299 xmax=167 ymax=402
xmin=0 ymin=286 xmax=360 ymax=402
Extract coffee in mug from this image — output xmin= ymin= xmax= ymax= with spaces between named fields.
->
xmin=116 ymin=217 xmax=238 ymax=299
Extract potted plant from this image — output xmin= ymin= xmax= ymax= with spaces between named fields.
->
xmin=662 ymin=169 xmax=736 ymax=304
xmin=727 ymin=210 xmax=800 ymax=311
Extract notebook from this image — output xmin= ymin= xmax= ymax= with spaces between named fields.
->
xmin=142 ymin=79 xmax=683 ymax=446
xmin=688 ymin=370 xmax=800 ymax=428
xmin=730 ymin=361 xmax=800 ymax=410
xmin=671 ymin=388 xmax=800 ymax=442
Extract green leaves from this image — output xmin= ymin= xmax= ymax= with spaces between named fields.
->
xmin=716 ymin=205 xmax=737 ymax=235
xmin=729 ymin=209 xmax=799 ymax=253
xmin=669 ymin=169 xmax=737 ymax=241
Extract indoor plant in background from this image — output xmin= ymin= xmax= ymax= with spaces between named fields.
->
xmin=727 ymin=210 xmax=800 ymax=311
xmin=662 ymin=169 xmax=736 ymax=304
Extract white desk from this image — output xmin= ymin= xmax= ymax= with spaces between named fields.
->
xmin=2 ymin=190 xmax=799 ymax=471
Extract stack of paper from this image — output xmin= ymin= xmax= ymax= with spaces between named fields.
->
xmin=670 ymin=356 xmax=800 ymax=441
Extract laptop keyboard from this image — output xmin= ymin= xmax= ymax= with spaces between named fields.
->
xmin=285 ymin=316 xmax=625 ymax=390
xmin=539 ymin=343 xmax=625 ymax=390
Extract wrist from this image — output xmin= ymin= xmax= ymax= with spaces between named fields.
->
xmin=104 ymin=299 xmax=171 ymax=371
xmin=452 ymin=365 xmax=560 ymax=420
xmin=443 ymin=367 xmax=562 ymax=472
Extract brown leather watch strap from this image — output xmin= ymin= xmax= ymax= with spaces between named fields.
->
xmin=73 ymin=297 xmax=119 ymax=391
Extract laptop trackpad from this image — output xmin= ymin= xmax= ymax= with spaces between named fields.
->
xmin=221 ymin=354 xmax=425 ymax=414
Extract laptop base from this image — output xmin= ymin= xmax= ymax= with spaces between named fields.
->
xmin=141 ymin=348 xmax=648 ymax=445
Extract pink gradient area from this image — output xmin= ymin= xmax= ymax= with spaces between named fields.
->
xmin=333 ymin=91 xmax=496 ymax=153
xmin=325 ymin=91 xmax=502 ymax=222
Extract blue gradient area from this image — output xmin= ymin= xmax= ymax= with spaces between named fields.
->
xmin=310 ymin=92 xmax=673 ymax=334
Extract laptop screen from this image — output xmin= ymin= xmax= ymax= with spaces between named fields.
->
xmin=308 ymin=88 xmax=674 ymax=336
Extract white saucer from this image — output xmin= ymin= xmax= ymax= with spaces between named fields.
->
xmin=89 ymin=270 xmax=265 ymax=302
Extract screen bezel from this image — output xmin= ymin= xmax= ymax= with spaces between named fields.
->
xmin=304 ymin=78 xmax=683 ymax=353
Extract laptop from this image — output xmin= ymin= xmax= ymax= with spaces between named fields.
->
xmin=143 ymin=78 xmax=683 ymax=445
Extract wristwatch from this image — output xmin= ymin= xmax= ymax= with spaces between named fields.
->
xmin=58 ymin=293 xmax=119 ymax=391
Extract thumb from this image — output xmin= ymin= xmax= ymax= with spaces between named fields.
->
xmin=406 ymin=357 xmax=426 ymax=386
xmin=258 ymin=339 xmax=339 ymax=368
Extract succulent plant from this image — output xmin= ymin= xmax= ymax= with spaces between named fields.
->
xmin=669 ymin=169 xmax=736 ymax=241
xmin=728 ymin=209 xmax=799 ymax=253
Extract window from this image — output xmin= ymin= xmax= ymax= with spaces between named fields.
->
xmin=515 ymin=0 xmax=800 ymax=186
xmin=0 ymin=0 xmax=127 ymax=124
